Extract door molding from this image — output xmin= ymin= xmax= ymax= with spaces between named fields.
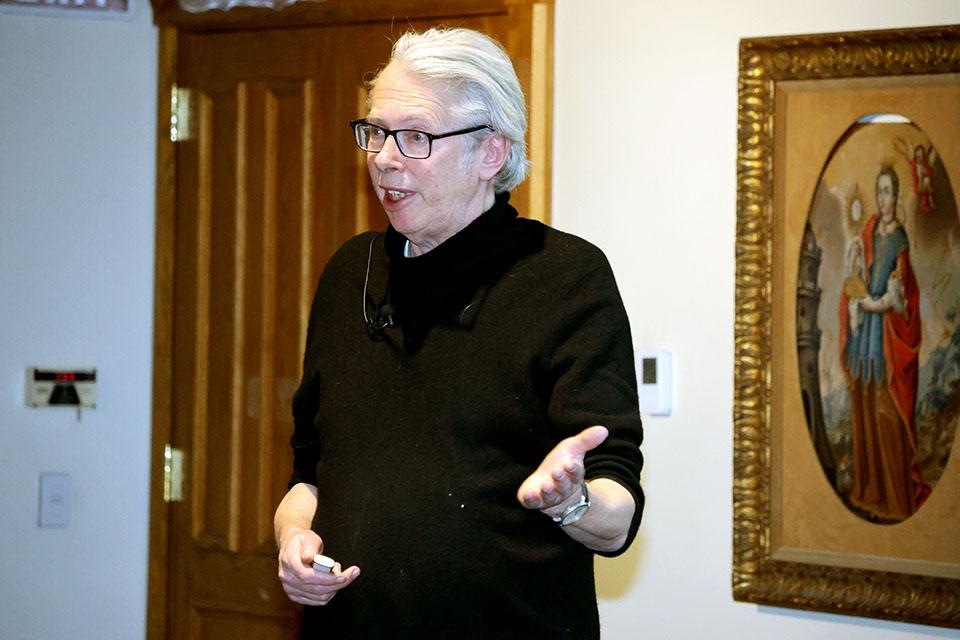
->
xmin=147 ymin=3 xmax=552 ymax=638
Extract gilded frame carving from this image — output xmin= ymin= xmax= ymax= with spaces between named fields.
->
xmin=734 ymin=25 xmax=960 ymax=628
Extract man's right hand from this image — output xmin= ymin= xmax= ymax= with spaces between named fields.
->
xmin=277 ymin=526 xmax=361 ymax=606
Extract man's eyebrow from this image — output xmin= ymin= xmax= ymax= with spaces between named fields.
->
xmin=365 ymin=113 xmax=437 ymax=130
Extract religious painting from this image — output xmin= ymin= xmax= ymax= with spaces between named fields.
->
xmin=799 ymin=120 xmax=960 ymax=525
xmin=734 ymin=25 xmax=960 ymax=629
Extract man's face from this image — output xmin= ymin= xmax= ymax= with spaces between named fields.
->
xmin=365 ymin=62 xmax=489 ymax=254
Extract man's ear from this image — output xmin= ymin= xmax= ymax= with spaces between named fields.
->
xmin=478 ymin=133 xmax=510 ymax=181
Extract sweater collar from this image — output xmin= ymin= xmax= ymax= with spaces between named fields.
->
xmin=381 ymin=192 xmax=519 ymax=342
xmin=383 ymin=191 xmax=517 ymax=276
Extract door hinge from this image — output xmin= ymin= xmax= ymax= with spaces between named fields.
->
xmin=169 ymin=84 xmax=194 ymax=142
xmin=164 ymin=444 xmax=185 ymax=503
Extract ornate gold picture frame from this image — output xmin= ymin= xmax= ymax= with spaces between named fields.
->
xmin=734 ymin=25 xmax=960 ymax=628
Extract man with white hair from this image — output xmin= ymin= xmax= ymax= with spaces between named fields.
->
xmin=274 ymin=27 xmax=644 ymax=638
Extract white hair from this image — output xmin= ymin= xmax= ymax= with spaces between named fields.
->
xmin=371 ymin=27 xmax=530 ymax=193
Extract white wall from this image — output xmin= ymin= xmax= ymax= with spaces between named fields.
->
xmin=551 ymin=1 xmax=960 ymax=639
xmin=0 ymin=2 xmax=157 ymax=639
xmin=1 ymin=1 xmax=959 ymax=639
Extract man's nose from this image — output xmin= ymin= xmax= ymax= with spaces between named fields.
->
xmin=373 ymin=134 xmax=404 ymax=169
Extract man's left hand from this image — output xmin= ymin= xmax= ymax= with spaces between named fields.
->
xmin=516 ymin=425 xmax=608 ymax=519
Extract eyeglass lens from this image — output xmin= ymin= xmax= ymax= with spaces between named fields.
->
xmin=355 ymin=124 xmax=431 ymax=158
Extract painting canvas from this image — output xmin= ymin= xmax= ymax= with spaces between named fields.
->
xmin=799 ymin=119 xmax=960 ymax=525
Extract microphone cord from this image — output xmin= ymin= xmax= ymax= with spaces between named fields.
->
xmin=362 ymin=233 xmax=392 ymax=331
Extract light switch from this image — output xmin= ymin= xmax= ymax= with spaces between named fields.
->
xmin=39 ymin=473 xmax=71 ymax=527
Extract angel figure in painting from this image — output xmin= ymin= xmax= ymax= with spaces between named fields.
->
xmin=839 ymin=165 xmax=931 ymax=522
xmin=894 ymin=135 xmax=937 ymax=213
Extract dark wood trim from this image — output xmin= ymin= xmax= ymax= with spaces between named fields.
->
xmin=146 ymin=25 xmax=178 ymax=640
xmin=151 ymin=0 xmax=508 ymax=30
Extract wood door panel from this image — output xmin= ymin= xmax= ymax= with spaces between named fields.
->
xmin=195 ymin=608 xmax=293 ymax=640
xmin=255 ymin=79 xmax=316 ymax=551
xmin=237 ymin=81 xmax=273 ymax=552
xmin=192 ymin=550 xmax=290 ymax=614
xmin=192 ymin=87 xmax=240 ymax=551
xmin=172 ymin=42 xmax=322 ymax=635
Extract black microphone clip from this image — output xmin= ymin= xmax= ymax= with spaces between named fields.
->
xmin=366 ymin=304 xmax=395 ymax=332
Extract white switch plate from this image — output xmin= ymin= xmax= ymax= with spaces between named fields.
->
xmin=39 ymin=473 xmax=71 ymax=527
xmin=636 ymin=348 xmax=672 ymax=416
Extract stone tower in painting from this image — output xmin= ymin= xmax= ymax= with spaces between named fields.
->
xmin=796 ymin=221 xmax=836 ymax=485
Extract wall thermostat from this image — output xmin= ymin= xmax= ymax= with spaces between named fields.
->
xmin=26 ymin=368 xmax=97 ymax=408
xmin=635 ymin=349 xmax=671 ymax=416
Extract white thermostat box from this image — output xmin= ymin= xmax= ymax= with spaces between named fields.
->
xmin=26 ymin=368 xmax=97 ymax=408
xmin=636 ymin=349 xmax=672 ymax=416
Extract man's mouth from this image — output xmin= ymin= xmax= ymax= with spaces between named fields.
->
xmin=384 ymin=189 xmax=411 ymax=202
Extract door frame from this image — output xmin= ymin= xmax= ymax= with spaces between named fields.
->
xmin=146 ymin=2 xmax=553 ymax=638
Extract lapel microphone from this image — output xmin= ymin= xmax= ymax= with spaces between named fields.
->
xmin=367 ymin=304 xmax=395 ymax=331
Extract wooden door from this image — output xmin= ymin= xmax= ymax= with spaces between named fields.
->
xmin=148 ymin=4 xmax=553 ymax=639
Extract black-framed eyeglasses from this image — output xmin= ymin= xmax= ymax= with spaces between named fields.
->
xmin=350 ymin=119 xmax=493 ymax=159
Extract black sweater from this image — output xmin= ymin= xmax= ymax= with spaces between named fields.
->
xmin=291 ymin=194 xmax=644 ymax=639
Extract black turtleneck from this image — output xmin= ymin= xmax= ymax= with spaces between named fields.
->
xmin=377 ymin=192 xmax=541 ymax=350
xmin=291 ymin=194 xmax=643 ymax=639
